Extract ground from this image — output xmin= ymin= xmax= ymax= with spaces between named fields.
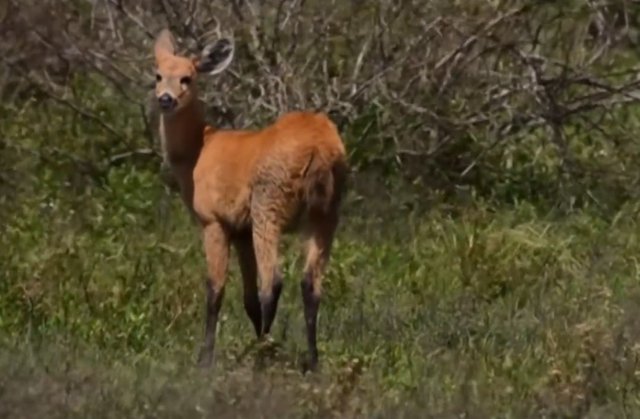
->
xmin=2 ymin=175 xmax=640 ymax=417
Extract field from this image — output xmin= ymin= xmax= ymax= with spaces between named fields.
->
xmin=3 ymin=1 xmax=640 ymax=417
xmin=3 ymin=128 xmax=640 ymax=416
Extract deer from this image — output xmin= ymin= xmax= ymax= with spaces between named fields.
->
xmin=152 ymin=29 xmax=348 ymax=372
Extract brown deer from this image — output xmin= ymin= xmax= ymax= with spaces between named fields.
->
xmin=152 ymin=29 xmax=348 ymax=372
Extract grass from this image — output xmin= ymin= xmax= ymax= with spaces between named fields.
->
xmin=2 ymin=159 xmax=640 ymax=417
xmin=3 ymin=82 xmax=640 ymax=417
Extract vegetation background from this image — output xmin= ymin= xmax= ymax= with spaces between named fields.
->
xmin=2 ymin=0 xmax=640 ymax=417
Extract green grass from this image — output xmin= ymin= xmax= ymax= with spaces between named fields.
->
xmin=2 ymin=159 xmax=640 ymax=417
xmin=3 ymin=80 xmax=640 ymax=417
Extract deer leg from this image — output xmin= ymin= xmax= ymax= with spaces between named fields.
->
xmin=234 ymin=236 xmax=262 ymax=338
xmin=300 ymin=207 xmax=339 ymax=373
xmin=252 ymin=221 xmax=283 ymax=337
xmin=197 ymin=221 xmax=229 ymax=369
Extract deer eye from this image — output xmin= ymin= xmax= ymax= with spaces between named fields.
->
xmin=180 ymin=76 xmax=192 ymax=86
xmin=155 ymin=73 xmax=162 ymax=83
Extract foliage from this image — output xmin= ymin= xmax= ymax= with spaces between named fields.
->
xmin=2 ymin=0 xmax=640 ymax=207
xmin=3 ymin=138 xmax=640 ymax=415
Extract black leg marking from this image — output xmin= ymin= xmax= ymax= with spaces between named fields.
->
xmin=244 ymin=292 xmax=262 ymax=338
xmin=301 ymin=271 xmax=320 ymax=372
xmin=261 ymin=269 xmax=283 ymax=336
xmin=235 ymin=236 xmax=262 ymax=338
xmin=197 ymin=277 xmax=224 ymax=368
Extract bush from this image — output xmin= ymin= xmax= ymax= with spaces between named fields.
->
xmin=2 ymin=0 xmax=640 ymax=208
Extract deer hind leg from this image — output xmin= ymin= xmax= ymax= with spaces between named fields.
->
xmin=252 ymin=221 xmax=284 ymax=337
xmin=234 ymin=235 xmax=262 ymax=338
xmin=197 ymin=220 xmax=230 ymax=368
xmin=301 ymin=206 xmax=339 ymax=372
xmin=252 ymin=214 xmax=284 ymax=338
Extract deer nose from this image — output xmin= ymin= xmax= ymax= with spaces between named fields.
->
xmin=158 ymin=93 xmax=176 ymax=110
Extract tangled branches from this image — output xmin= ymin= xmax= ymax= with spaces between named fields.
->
xmin=2 ymin=0 xmax=640 ymax=207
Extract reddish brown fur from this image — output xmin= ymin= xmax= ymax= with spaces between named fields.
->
xmin=152 ymin=29 xmax=347 ymax=371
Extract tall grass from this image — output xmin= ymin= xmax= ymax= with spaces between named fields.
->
xmin=2 ymin=132 xmax=640 ymax=415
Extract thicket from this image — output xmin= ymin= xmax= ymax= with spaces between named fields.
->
xmin=3 ymin=0 xmax=640 ymax=209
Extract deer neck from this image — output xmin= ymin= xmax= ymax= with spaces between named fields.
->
xmin=159 ymin=99 xmax=207 ymax=211
xmin=160 ymin=99 xmax=206 ymax=166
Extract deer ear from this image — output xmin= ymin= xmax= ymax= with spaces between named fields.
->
xmin=154 ymin=29 xmax=176 ymax=62
xmin=195 ymin=38 xmax=234 ymax=75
